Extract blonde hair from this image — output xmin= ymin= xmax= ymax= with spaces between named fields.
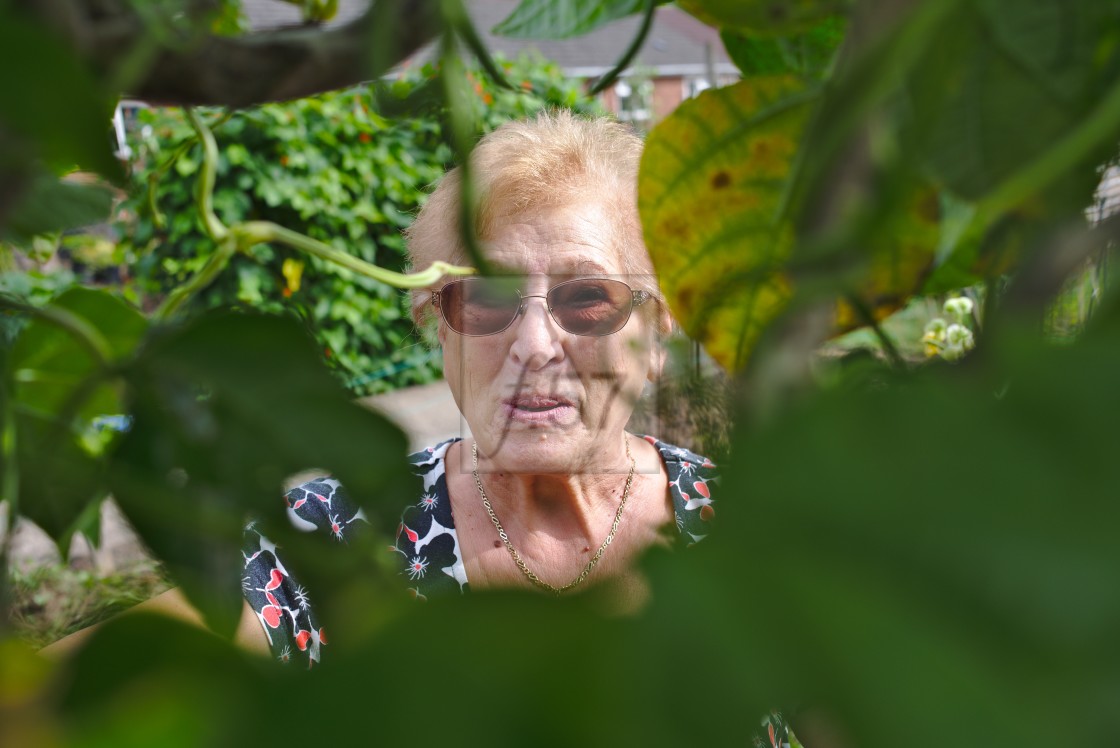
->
xmin=405 ymin=110 xmax=664 ymax=332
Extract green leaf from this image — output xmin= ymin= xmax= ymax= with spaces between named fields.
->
xmin=13 ymin=410 xmax=106 ymax=548
xmin=720 ymin=30 xmax=791 ymax=76
xmin=10 ymin=288 xmax=147 ymax=423
xmin=679 ymin=0 xmax=847 ymax=35
xmin=721 ymin=17 xmax=846 ymax=79
xmin=59 ymin=614 xmax=268 ymax=745
xmin=977 ymin=0 xmax=1103 ymax=101
xmin=639 ymin=78 xmax=814 ymax=371
xmin=492 ymin=0 xmax=664 ymax=39
xmin=6 ymin=288 xmax=143 ymax=547
xmin=902 ymin=1 xmax=1113 ymax=200
xmin=0 ymin=172 xmax=116 ymax=248
xmin=109 ymin=311 xmax=414 ymax=638
xmin=0 ymin=8 xmax=119 ymax=178
xmin=700 ymin=298 xmax=1120 ymax=748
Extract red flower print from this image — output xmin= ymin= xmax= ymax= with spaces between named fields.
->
xmin=264 ymin=568 xmax=284 ymax=591
xmin=262 ymin=605 xmax=283 ymax=628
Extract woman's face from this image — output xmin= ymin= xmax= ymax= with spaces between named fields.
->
xmin=438 ymin=200 xmax=663 ymax=474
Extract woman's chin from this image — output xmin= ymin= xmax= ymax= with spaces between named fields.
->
xmin=478 ymin=429 xmax=602 ymax=475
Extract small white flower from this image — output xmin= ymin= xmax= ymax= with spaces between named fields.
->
xmin=418 ymin=492 xmax=438 ymax=511
xmin=294 ymin=585 xmax=311 ymax=611
xmin=946 ymin=323 xmax=974 ymax=348
xmin=943 ymin=296 xmax=974 ymax=322
xmin=407 ymin=555 xmax=429 ymax=580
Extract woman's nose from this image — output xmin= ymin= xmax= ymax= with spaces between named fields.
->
xmin=508 ymin=297 xmax=564 ymax=370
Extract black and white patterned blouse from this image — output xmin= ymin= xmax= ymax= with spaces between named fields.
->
xmin=241 ymin=435 xmax=718 ymax=667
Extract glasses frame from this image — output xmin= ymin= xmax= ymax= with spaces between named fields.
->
xmin=431 ymin=277 xmax=652 ymax=337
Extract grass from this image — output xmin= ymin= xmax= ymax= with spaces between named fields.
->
xmin=7 ymin=562 xmax=170 ymax=649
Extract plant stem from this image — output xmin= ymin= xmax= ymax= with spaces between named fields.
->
xmin=186 ymin=107 xmax=228 ymax=242
xmin=157 ymin=103 xmax=474 ymax=320
xmin=443 ymin=0 xmax=513 ymax=90
xmin=589 ymin=0 xmax=656 ymax=95
xmin=236 ymin=222 xmax=475 ymax=287
xmin=845 ymin=293 xmax=906 ymax=370
xmin=439 ymin=31 xmax=494 ymax=275
xmin=154 ymin=238 xmax=238 ymax=321
xmin=147 ymin=112 xmax=232 ymax=230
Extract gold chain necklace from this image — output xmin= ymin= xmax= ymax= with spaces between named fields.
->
xmin=472 ymin=438 xmax=636 ymax=595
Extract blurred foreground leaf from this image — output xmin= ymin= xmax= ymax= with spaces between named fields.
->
xmin=109 ymin=312 xmax=413 ymax=638
xmin=0 ymin=8 xmax=119 ymax=178
xmin=901 ymin=0 xmax=1117 ymax=201
xmin=57 ymin=614 xmax=269 ymax=747
xmin=0 ymin=638 xmax=58 ymax=748
xmin=8 ymin=288 xmax=146 ymax=547
xmin=0 ymin=173 xmax=116 ymax=248
xmin=687 ymin=298 xmax=1120 ymax=748
xmin=10 ymin=288 xmax=146 ymax=422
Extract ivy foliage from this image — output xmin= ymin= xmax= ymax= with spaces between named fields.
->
xmin=123 ymin=54 xmax=600 ymax=394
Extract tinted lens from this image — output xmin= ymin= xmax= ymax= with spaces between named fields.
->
xmin=440 ymin=278 xmax=521 ymax=335
xmin=547 ymin=278 xmax=635 ymax=336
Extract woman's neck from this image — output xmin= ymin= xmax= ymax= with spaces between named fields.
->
xmin=472 ymin=435 xmax=634 ymax=544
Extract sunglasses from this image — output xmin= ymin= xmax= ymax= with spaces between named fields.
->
xmin=432 ymin=277 xmax=651 ymax=337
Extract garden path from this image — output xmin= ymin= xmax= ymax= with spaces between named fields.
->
xmin=3 ymin=380 xmax=464 ymax=573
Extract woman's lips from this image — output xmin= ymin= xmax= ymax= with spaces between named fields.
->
xmin=501 ymin=395 xmax=578 ymax=424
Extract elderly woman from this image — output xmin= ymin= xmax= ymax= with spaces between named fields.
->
xmin=240 ymin=112 xmax=719 ymax=666
xmin=46 ymin=113 xmax=717 ymax=665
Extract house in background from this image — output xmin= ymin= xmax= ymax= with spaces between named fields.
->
xmin=240 ymin=0 xmax=739 ymax=128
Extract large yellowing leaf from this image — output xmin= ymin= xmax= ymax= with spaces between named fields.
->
xmin=832 ymin=182 xmax=943 ymax=330
xmin=639 ymin=77 xmax=812 ymax=371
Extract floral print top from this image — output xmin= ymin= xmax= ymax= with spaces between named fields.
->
xmin=241 ymin=435 xmax=718 ymax=667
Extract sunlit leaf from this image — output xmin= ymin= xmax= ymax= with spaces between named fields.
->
xmin=679 ymin=0 xmax=847 ymax=35
xmin=492 ymin=0 xmax=665 ymax=39
xmin=639 ymin=77 xmax=814 ymax=371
